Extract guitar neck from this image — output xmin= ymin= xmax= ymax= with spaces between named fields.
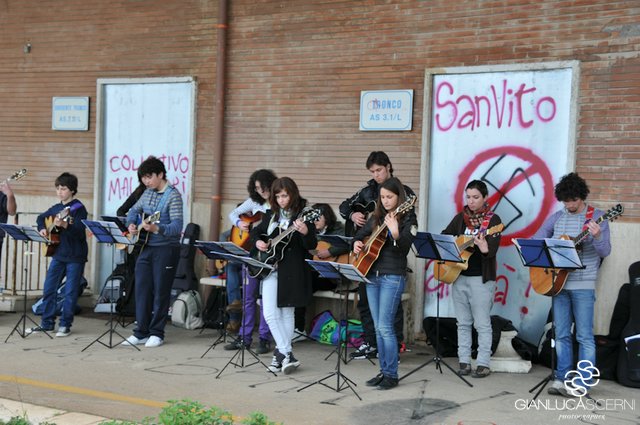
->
xmin=270 ymin=225 xmax=298 ymax=246
xmin=573 ymin=215 xmax=605 ymax=246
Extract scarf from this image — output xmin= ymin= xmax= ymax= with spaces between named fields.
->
xmin=463 ymin=202 xmax=492 ymax=230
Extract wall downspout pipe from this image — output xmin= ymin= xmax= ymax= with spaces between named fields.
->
xmin=209 ymin=0 xmax=228 ymax=251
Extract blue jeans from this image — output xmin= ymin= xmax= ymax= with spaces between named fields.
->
xmin=226 ymin=262 xmax=242 ymax=322
xmin=366 ymin=274 xmax=405 ymax=379
xmin=41 ymin=259 xmax=85 ymax=329
xmin=552 ymin=289 xmax=596 ymax=386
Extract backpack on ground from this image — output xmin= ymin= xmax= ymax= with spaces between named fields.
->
xmin=32 ymin=276 xmax=88 ymax=316
xmin=201 ymin=286 xmax=226 ymax=329
xmin=171 ymin=290 xmax=204 ymax=330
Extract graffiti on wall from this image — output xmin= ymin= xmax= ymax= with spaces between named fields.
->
xmin=425 ymin=67 xmax=575 ymax=344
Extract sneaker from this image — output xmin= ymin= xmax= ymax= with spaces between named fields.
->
xmin=26 ymin=326 xmax=54 ymax=335
xmin=145 ymin=336 xmax=164 ymax=348
xmin=548 ymin=379 xmax=563 ymax=395
xmin=56 ymin=326 xmax=71 ymax=337
xmin=350 ymin=343 xmax=378 ymax=360
xmin=366 ymin=373 xmax=384 ymax=387
xmin=472 ymin=365 xmax=491 ymax=378
xmin=268 ymin=350 xmax=285 ymax=373
xmin=121 ymin=335 xmax=149 ymax=346
xmin=224 ymin=339 xmax=249 ymax=351
xmin=291 ymin=329 xmax=308 ymax=344
xmin=458 ymin=362 xmax=472 ymax=376
xmin=255 ymin=339 xmax=271 ymax=355
xmin=282 ymin=352 xmax=301 ymax=374
xmin=377 ymin=376 xmax=399 ymax=390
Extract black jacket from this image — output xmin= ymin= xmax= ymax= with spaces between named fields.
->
xmin=251 ymin=209 xmax=317 ymax=308
xmin=441 ymin=212 xmax=502 ymax=283
xmin=353 ymin=208 xmax=417 ymax=276
xmin=339 ymin=178 xmax=415 ymax=236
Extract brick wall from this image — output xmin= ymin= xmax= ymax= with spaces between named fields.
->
xmin=0 ymin=0 xmax=638 ymax=220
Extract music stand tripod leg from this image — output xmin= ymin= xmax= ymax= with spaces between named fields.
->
xmin=529 ymin=319 xmax=556 ymax=399
xmin=297 ymin=314 xmax=362 ymax=401
xmin=216 ymin=266 xmax=276 ymax=378
xmin=6 ymin=241 xmax=53 ymax=342
xmin=399 ymin=275 xmax=473 ymax=388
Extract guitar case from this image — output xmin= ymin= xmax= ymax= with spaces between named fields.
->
xmin=172 ymin=222 xmax=200 ymax=292
xmin=617 ymin=280 xmax=640 ymax=387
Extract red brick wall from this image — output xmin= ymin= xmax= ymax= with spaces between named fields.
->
xmin=0 ymin=0 xmax=638 ymax=219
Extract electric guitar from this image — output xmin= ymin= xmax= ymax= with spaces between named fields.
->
xmin=42 ymin=207 xmax=72 ymax=257
xmin=230 ymin=212 xmax=263 ymax=250
xmin=530 ymin=203 xmax=623 ymax=296
xmin=353 ymin=195 xmax=417 ymax=276
xmin=345 ymin=200 xmax=376 ymax=236
xmin=249 ymin=208 xmax=321 ymax=279
xmin=433 ymin=223 xmax=505 ymax=284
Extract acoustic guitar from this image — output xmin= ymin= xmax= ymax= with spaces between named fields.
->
xmin=116 ymin=211 xmax=161 ymax=253
xmin=230 ymin=212 xmax=263 ymax=250
xmin=249 ymin=208 xmax=321 ymax=279
xmin=42 ymin=207 xmax=72 ymax=257
xmin=530 ymin=203 xmax=624 ymax=296
xmin=1 ymin=168 xmax=27 ymax=187
xmin=433 ymin=223 xmax=505 ymax=284
xmin=353 ymin=195 xmax=417 ymax=276
xmin=309 ymin=240 xmax=351 ymax=264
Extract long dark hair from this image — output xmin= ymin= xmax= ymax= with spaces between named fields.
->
xmin=372 ymin=177 xmax=406 ymax=225
xmin=312 ymin=203 xmax=338 ymax=231
xmin=269 ymin=177 xmax=306 ymax=220
xmin=248 ymin=169 xmax=277 ymax=203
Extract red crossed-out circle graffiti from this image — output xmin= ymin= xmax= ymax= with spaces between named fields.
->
xmin=455 ymin=146 xmax=555 ymax=244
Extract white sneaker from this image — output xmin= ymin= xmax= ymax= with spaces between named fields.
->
xmin=121 ymin=335 xmax=149 ymax=346
xmin=145 ymin=335 xmax=164 ymax=348
xmin=291 ymin=329 xmax=308 ymax=344
xmin=56 ymin=326 xmax=71 ymax=337
xmin=282 ymin=352 xmax=300 ymax=375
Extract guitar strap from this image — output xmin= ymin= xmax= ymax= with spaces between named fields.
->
xmin=155 ymin=185 xmax=174 ymax=214
xmin=582 ymin=205 xmax=595 ymax=231
xmin=479 ymin=211 xmax=494 ymax=233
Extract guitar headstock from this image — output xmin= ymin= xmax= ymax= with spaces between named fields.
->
xmin=603 ymin=204 xmax=624 ymax=222
xmin=300 ymin=208 xmax=322 ymax=223
xmin=396 ymin=195 xmax=417 ymax=215
xmin=9 ymin=169 xmax=27 ymax=182
xmin=145 ymin=211 xmax=161 ymax=224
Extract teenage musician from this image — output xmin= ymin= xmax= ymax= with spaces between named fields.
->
xmin=224 ymin=169 xmax=277 ymax=354
xmin=29 ymin=173 xmax=87 ymax=337
xmin=353 ymin=177 xmax=417 ymax=390
xmin=339 ymin=151 xmax=413 ymax=360
xmin=441 ymin=180 xmax=502 ymax=378
xmin=251 ymin=177 xmax=317 ymax=373
xmin=535 ymin=173 xmax=611 ymax=397
xmin=122 ymin=156 xmax=184 ymax=348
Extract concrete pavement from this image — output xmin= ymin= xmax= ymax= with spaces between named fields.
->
xmin=0 ymin=311 xmax=638 ymax=425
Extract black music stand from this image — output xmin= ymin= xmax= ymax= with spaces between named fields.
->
xmin=513 ymin=237 xmax=583 ymax=400
xmin=80 ymin=219 xmax=139 ymax=351
xmin=400 ymin=232 xmax=473 ymax=387
xmin=195 ymin=241 xmax=277 ymax=378
xmin=297 ymin=260 xmax=368 ymax=401
xmin=0 ymin=224 xmax=53 ymax=342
